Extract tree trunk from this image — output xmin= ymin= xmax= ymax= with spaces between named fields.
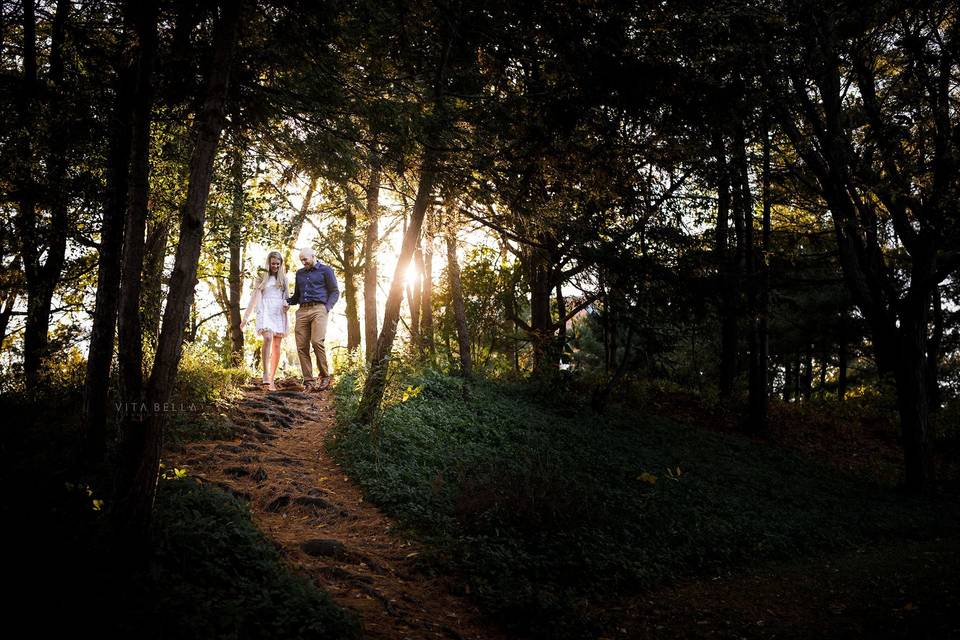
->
xmin=783 ymin=356 xmax=793 ymax=402
xmin=504 ymin=258 xmax=523 ymax=373
xmin=140 ymin=211 xmax=170 ymax=347
xmin=16 ymin=0 xmax=69 ymax=388
xmin=895 ymin=306 xmax=935 ymax=493
xmin=793 ymin=352 xmax=801 ymax=401
xmin=601 ymin=273 xmax=613 ymax=371
xmin=420 ymin=216 xmax=434 ymax=354
xmin=728 ymin=120 xmax=747 ymax=403
xmin=362 ymin=157 xmax=380 ymax=364
xmin=227 ymin=147 xmax=244 ymax=366
xmin=0 ymin=291 xmax=15 ymax=346
xmin=344 ymin=204 xmax=361 ymax=351
xmin=0 ymin=256 xmax=21 ymax=344
xmin=714 ymin=131 xmax=737 ymax=400
xmin=927 ymin=287 xmax=943 ymax=411
xmin=16 ymin=0 xmax=40 ymax=386
xmin=284 ymin=174 xmax=317 ymax=264
xmin=186 ymin=299 xmax=199 ymax=342
xmin=759 ymin=119 xmax=772 ymax=415
xmin=111 ymin=0 xmax=239 ymax=557
xmin=592 ymin=324 xmax=634 ymax=412
xmin=357 ymin=150 xmax=437 ymax=425
xmin=83 ymin=0 xmax=143 ymax=462
xmin=442 ymin=283 xmax=454 ymax=369
xmin=40 ymin=0 xmax=70 ymax=368
xmin=524 ymin=241 xmax=554 ymax=375
xmin=212 ymin=277 xmax=231 ymax=330
xmin=446 ymin=231 xmax=471 ymax=378
xmin=802 ymin=343 xmax=813 ymax=401
xmin=117 ymin=0 xmax=158 ymax=412
xmin=556 ymin=283 xmax=566 ymax=366
xmin=747 ymin=118 xmax=771 ymax=432
xmin=837 ymin=309 xmax=848 ymax=400
xmin=407 ymin=241 xmax=423 ymax=350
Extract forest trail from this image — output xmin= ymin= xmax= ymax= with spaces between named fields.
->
xmin=166 ymin=379 xmax=504 ymax=640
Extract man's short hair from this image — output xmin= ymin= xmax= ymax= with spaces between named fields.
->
xmin=299 ymin=247 xmax=316 ymax=259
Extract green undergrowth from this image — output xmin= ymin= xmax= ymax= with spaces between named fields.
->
xmin=328 ymin=365 xmax=960 ymax=639
xmin=165 ymin=343 xmax=248 ymax=445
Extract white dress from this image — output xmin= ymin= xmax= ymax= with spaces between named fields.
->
xmin=254 ymin=276 xmax=289 ymax=336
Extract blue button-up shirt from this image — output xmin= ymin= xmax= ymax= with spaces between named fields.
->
xmin=287 ymin=262 xmax=340 ymax=311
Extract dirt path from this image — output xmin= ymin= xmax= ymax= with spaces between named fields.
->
xmin=166 ymin=379 xmax=505 ymax=640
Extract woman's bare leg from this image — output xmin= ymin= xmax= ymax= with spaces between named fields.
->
xmin=261 ymin=332 xmax=272 ymax=383
xmin=268 ymin=335 xmax=282 ymax=389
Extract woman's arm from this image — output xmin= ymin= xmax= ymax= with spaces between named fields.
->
xmin=240 ymin=287 xmax=262 ymax=328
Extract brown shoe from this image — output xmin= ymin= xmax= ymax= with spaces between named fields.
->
xmin=316 ymin=377 xmax=331 ymax=391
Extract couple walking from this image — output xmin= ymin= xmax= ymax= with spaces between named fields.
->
xmin=239 ymin=247 xmax=339 ymax=392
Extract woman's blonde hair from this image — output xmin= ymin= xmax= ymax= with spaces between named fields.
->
xmin=255 ymin=250 xmax=288 ymax=292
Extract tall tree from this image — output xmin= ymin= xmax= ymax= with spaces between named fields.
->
xmin=362 ymin=156 xmax=381 ymax=363
xmin=226 ymin=145 xmax=246 ymax=366
xmin=768 ymin=2 xmax=960 ymax=492
xmin=747 ymin=116 xmax=773 ymax=432
xmin=713 ymin=131 xmax=738 ymax=399
xmin=284 ymin=174 xmax=317 ymax=263
xmin=445 ymin=228 xmax=471 ymax=378
xmin=407 ymin=237 xmax=423 ymax=351
xmin=419 ymin=211 xmax=435 ymax=355
xmin=15 ymin=0 xmax=69 ymax=388
xmin=358 ymin=151 xmax=438 ymax=424
xmin=343 ymin=201 xmax=361 ymax=351
xmin=82 ymin=0 xmax=151 ymax=461
xmin=111 ymin=0 xmax=241 ymax=553
xmin=117 ymin=0 xmax=161 ymax=421
xmin=355 ymin=0 xmax=486 ymax=423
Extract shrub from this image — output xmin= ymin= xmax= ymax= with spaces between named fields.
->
xmin=166 ymin=342 xmax=248 ymax=444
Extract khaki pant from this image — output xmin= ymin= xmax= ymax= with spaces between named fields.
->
xmin=294 ymin=304 xmax=329 ymax=381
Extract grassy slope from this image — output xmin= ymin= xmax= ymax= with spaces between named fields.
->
xmin=328 ymin=368 xmax=960 ymax=638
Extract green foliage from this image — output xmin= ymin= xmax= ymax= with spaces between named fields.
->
xmin=165 ymin=342 xmax=248 ymax=444
xmin=145 ymin=478 xmax=360 ymax=640
xmin=0 ymin=344 xmax=88 ymax=398
xmin=328 ymin=363 xmax=960 ymax=638
xmin=175 ymin=342 xmax=247 ymax=403
xmin=456 ymin=245 xmax=520 ymax=372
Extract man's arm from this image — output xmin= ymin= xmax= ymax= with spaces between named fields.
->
xmin=287 ymin=271 xmax=300 ymax=305
xmin=324 ymin=265 xmax=340 ymax=312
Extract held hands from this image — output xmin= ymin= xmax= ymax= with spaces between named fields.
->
xmin=282 ymin=302 xmax=289 ymax=310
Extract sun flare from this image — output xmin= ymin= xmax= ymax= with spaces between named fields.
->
xmin=403 ymin=260 xmax=419 ymax=287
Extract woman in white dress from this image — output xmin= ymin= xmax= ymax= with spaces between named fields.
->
xmin=240 ymin=251 xmax=289 ymax=391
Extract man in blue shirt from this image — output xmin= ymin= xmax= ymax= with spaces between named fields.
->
xmin=288 ymin=247 xmax=339 ymax=390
